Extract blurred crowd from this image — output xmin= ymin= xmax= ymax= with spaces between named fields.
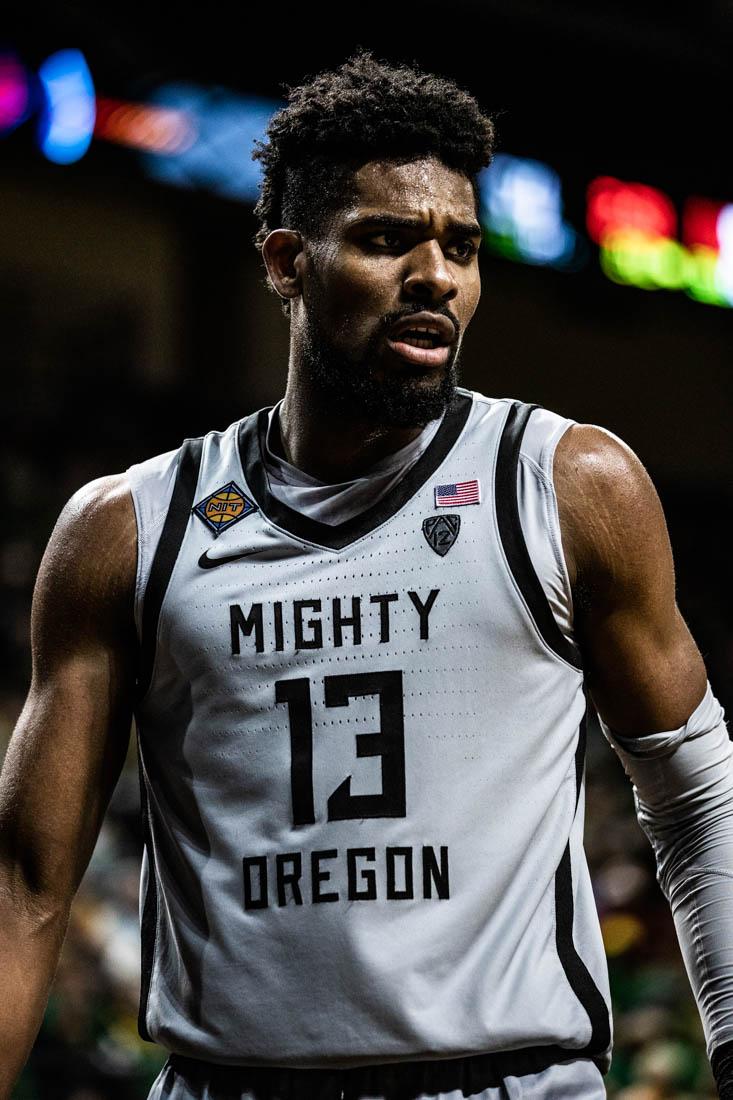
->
xmin=0 ymin=320 xmax=730 ymax=1099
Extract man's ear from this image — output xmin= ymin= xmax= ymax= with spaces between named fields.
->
xmin=261 ymin=229 xmax=305 ymax=301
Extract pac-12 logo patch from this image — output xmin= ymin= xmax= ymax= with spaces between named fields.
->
xmin=423 ymin=514 xmax=460 ymax=556
xmin=193 ymin=482 xmax=257 ymax=537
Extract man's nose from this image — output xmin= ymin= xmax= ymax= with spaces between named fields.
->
xmin=402 ymin=241 xmax=458 ymax=302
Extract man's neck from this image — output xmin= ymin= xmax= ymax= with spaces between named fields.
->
xmin=278 ymin=380 xmax=431 ymax=483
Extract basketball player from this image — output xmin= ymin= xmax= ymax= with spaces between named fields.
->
xmin=1 ymin=51 xmax=732 ymax=1100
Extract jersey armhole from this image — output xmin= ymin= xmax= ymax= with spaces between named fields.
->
xmin=126 ymin=451 xmax=180 ymax=642
xmin=518 ymin=416 xmax=578 ymax=653
xmin=495 ymin=402 xmax=582 ymax=670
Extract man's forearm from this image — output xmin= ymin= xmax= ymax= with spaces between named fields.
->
xmin=600 ymin=685 xmax=733 ymax=1096
xmin=0 ymin=884 xmax=71 ymax=1100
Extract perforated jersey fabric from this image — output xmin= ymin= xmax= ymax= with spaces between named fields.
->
xmin=261 ymin=399 xmax=576 ymax=650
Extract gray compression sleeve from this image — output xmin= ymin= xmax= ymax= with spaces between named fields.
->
xmin=599 ymin=684 xmax=733 ymax=1064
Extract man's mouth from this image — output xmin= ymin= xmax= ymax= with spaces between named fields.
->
xmin=386 ymin=336 xmax=451 ymax=367
xmin=385 ymin=312 xmax=456 ymax=367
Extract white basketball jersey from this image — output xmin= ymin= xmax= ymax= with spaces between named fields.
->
xmin=127 ymin=388 xmax=613 ymax=1074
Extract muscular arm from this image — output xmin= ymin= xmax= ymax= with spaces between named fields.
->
xmin=555 ymin=425 xmax=733 ymax=1091
xmin=554 ymin=424 xmax=707 ymax=733
xmin=0 ymin=474 xmax=137 ymax=1098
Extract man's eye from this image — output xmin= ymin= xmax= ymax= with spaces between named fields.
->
xmin=372 ymin=231 xmax=403 ymax=249
xmin=451 ymin=240 xmax=479 ymax=260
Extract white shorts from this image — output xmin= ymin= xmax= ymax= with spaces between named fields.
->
xmin=147 ymin=1053 xmax=607 ymax=1099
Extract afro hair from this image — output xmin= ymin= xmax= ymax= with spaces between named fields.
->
xmin=252 ymin=50 xmax=495 ymax=273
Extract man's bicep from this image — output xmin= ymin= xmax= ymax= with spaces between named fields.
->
xmin=0 ymin=474 xmax=138 ymax=906
xmin=555 ymin=424 xmax=707 ymax=735
xmin=579 ymin=597 xmax=706 ymax=735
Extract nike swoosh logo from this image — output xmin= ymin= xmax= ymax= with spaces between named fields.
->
xmin=198 ymin=548 xmax=263 ymax=569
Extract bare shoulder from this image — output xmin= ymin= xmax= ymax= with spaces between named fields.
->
xmin=552 ymin=423 xmax=673 ymax=595
xmin=50 ymin=471 xmax=136 ymax=561
xmin=554 ymin=423 xmax=657 ymax=508
xmin=32 ymin=473 xmax=137 ymax=668
xmin=38 ymin=472 xmax=136 ymax=599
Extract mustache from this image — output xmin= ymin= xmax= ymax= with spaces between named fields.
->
xmin=380 ymin=305 xmax=460 ymax=341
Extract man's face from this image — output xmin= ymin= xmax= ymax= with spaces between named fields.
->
xmin=295 ymin=156 xmax=482 ymax=428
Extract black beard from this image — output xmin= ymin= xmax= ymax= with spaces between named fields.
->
xmin=299 ymin=308 xmax=461 ymax=429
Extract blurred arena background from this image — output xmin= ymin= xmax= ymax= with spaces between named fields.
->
xmin=1 ymin=3 xmax=732 ymax=1097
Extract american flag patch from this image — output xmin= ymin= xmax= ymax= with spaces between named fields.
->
xmin=434 ymin=480 xmax=481 ymax=507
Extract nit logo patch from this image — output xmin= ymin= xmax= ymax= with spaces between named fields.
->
xmin=193 ymin=482 xmax=257 ymax=537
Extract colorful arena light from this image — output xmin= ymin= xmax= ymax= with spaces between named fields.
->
xmin=682 ymin=196 xmax=725 ymax=251
xmin=709 ymin=203 xmax=733 ymax=304
xmin=592 ymin=177 xmax=733 ymax=307
xmin=676 ymin=198 xmax=733 ymax=304
xmin=5 ymin=42 xmax=733 ymax=312
xmin=599 ymin=228 xmax=730 ymax=306
xmin=479 ymin=154 xmax=585 ymax=270
xmin=600 ymin=229 xmax=692 ymax=291
xmin=587 ymin=177 xmax=676 ymax=245
xmin=0 ymin=53 xmax=30 ymax=134
xmin=94 ymin=97 xmax=197 ymax=155
xmin=141 ymin=84 xmax=279 ymax=202
xmin=36 ymin=49 xmax=95 ymax=164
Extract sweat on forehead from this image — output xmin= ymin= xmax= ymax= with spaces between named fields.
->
xmin=296 ymin=156 xmax=481 ymax=243
xmin=346 ymin=158 xmax=480 ymax=221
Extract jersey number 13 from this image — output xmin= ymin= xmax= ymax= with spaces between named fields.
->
xmin=275 ymin=670 xmax=406 ymax=826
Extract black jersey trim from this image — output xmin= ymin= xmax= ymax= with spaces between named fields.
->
xmin=236 ymin=390 xmax=473 ymax=551
xmin=495 ymin=401 xmax=582 ymax=670
xmin=168 ymin=1045 xmax=607 ymax=1093
xmin=136 ymin=436 xmax=203 ymax=702
xmin=553 ymin=709 xmax=612 ymax=1058
xmin=134 ymin=435 xmax=203 ymax=1042
xmin=136 ymin=732 xmax=157 ymax=1042
xmin=574 ymin=706 xmax=587 ymax=805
